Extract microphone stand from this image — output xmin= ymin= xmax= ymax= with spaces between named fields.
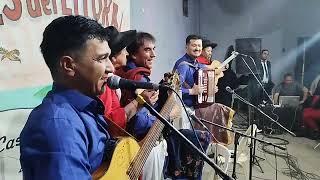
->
xmin=229 ymin=89 xmax=296 ymax=137
xmin=227 ymin=89 xmax=294 ymax=180
xmin=135 ymin=95 xmax=234 ymax=180
xmin=187 ymin=112 xmax=285 ymax=179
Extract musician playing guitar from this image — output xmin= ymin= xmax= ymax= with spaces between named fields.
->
xmin=115 ymin=32 xmax=166 ymax=180
xmin=20 ymin=15 xmax=117 ymax=180
xmin=99 ymin=26 xmax=157 ymax=133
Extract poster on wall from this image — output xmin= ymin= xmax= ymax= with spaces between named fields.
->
xmin=0 ymin=1 xmax=130 ymax=179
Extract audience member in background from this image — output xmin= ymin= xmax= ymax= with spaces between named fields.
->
xmin=273 ymin=73 xmax=308 ymax=104
xmin=248 ymin=49 xmax=274 ymax=105
xmin=301 ymin=77 xmax=320 ymax=139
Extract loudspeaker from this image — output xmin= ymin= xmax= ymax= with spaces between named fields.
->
xmin=235 ymin=38 xmax=262 ymax=75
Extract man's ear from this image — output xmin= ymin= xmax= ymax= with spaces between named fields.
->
xmin=131 ymin=54 xmax=137 ymax=60
xmin=59 ymin=56 xmax=76 ymax=76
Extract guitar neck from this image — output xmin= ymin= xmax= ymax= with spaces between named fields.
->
xmin=127 ymin=92 xmax=175 ymax=179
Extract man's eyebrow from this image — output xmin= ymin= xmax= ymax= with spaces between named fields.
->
xmin=144 ymin=47 xmax=155 ymax=50
xmin=97 ymin=53 xmax=110 ymax=58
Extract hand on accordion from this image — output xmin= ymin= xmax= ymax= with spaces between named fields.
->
xmin=189 ymin=84 xmax=204 ymax=95
xmin=189 ymin=84 xmax=219 ymax=95
xmin=214 ymin=86 xmax=219 ymax=93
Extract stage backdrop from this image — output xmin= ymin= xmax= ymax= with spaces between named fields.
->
xmin=0 ymin=1 xmax=130 ymax=179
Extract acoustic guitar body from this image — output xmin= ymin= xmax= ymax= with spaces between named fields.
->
xmin=93 ymin=137 xmax=140 ymax=180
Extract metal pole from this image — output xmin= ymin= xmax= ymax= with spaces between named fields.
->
xmin=301 ymin=38 xmax=306 ymax=85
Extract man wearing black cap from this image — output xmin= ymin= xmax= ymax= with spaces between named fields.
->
xmin=100 ymin=26 xmax=156 ymax=130
xmin=197 ymin=39 xmax=217 ymax=65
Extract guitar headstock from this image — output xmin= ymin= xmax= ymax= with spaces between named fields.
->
xmin=160 ymin=72 xmax=180 ymax=91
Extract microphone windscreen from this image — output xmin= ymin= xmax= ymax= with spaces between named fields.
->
xmin=225 ymin=86 xmax=232 ymax=93
xmin=107 ymin=75 xmax=121 ymax=89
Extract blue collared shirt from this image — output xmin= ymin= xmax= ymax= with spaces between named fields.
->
xmin=173 ymin=54 xmax=205 ymax=107
xmin=20 ymin=84 xmax=113 ymax=180
xmin=125 ymin=60 xmax=157 ymax=139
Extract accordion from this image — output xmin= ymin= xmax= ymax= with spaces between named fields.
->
xmin=197 ymin=69 xmax=216 ymax=104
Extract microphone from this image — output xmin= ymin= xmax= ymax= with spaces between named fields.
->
xmin=225 ymin=86 xmax=234 ymax=93
xmin=107 ymin=75 xmax=166 ymax=90
xmin=233 ymin=51 xmax=249 ymax=57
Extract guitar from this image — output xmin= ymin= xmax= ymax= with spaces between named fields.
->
xmin=92 ymin=73 xmax=180 ymax=180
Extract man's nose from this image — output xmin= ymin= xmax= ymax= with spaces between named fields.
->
xmin=150 ymin=49 xmax=156 ymax=58
xmin=105 ymin=59 xmax=115 ymax=74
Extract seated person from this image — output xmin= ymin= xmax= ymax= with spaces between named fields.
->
xmin=302 ymin=78 xmax=320 ymax=139
xmin=273 ymin=73 xmax=308 ymax=104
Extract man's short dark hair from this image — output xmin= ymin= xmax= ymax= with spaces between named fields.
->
xmin=126 ymin=32 xmax=155 ymax=57
xmin=261 ymin=49 xmax=269 ymax=54
xmin=284 ymin=73 xmax=293 ymax=79
xmin=40 ymin=15 xmax=108 ymax=78
xmin=185 ymin=34 xmax=202 ymax=45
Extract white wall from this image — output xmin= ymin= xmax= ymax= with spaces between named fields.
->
xmin=130 ymin=0 xmax=200 ymax=82
xmin=199 ymin=0 xmax=320 ymax=85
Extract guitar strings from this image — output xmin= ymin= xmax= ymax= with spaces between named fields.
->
xmin=128 ymin=95 xmax=174 ymax=179
xmin=129 ymin=118 xmax=165 ymax=178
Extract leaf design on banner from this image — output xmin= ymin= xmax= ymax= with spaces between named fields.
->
xmin=0 ymin=47 xmax=21 ymax=63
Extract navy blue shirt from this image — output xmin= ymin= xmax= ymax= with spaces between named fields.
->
xmin=20 ymin=84 xmax=113 ymax=180
xmin=173 ymin=54 xmax=205 ymax=107
xmin=125 ymin=60 xmax=157 ymax=139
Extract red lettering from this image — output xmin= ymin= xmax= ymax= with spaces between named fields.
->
xmin=3 ymin=0 xmax=22 ymax=21
xmin=92 ymin=0 xmax=103 ymax=21
xmin=101 ymin=0 xmax=112 ymax=26
xmin=62 ymin=0 xmax=72 ymax=15
xmin=52 ymin=0 xmax=58 ymax=14
xmin=83 ymin=0 xmax=88 ymax=16
xmin=111 ymin=3 xmax=119 ymax=29
xmin=74 ymin=0 xmax=79 ymax=15
xmin=26 ymin=0 xmax=42 ymax=18
xmin=41 ymin=0 xmax=52 ymax=15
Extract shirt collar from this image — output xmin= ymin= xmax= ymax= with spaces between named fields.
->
xmin=184 ymin=53 xmax=197 ymax=64
xmin=50 ymin=83 xmax=105 ymax=114
xmin=126 ymin=59 xmax=137 ymax=70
